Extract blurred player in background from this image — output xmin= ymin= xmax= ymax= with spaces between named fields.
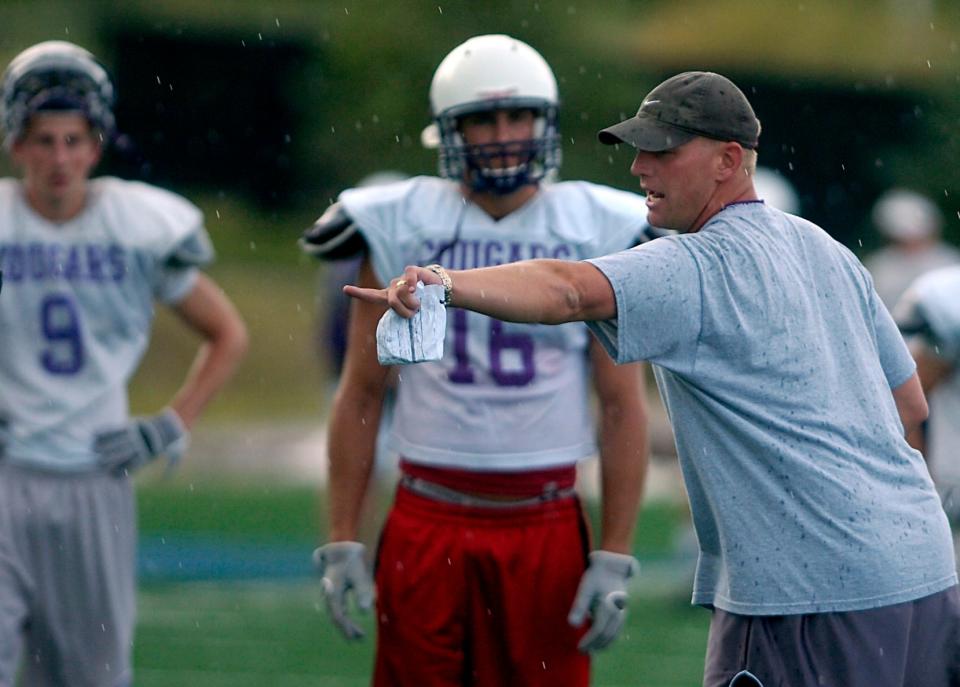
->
xmin=751 ymin=166 xmax=799 ymax=215
xmin=864 ymin=188 xmax=960 ymax=311
xmin=302 ymin=34 xmax=651 ymax=687
xmin=0 ymin=41 xmax=248 ymax=686
xmin=896 ymin=265 xmax=960 ymax=566
xmin=354 ymin=71 xmax=960 ymax=687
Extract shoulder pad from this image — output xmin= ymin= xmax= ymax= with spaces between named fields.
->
xmin=167 ymin=229 xmax=215 ymax=268
xmin=299 ymin=201 xmax=368 ymax=260
xmin=895 ymin=293 xmax=935 ymax=340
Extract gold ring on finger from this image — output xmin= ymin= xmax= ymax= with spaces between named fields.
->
xmin=396 ymin=279 xmax=407 ymax=287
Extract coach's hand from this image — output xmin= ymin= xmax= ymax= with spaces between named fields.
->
xmin=94 ymin=408 xmax=189 ymax=476
xmin=314 ymin=541 xmax=374 ymax=640
xmin=568 ymin=550 xmax=640 ymax=652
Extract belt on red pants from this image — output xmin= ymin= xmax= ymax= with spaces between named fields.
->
xmin=399 ymin=473 xmax=577 ymax=509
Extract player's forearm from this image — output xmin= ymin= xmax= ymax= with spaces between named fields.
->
xmin=169 ymin=275 xmax=249 ymax=428
xmin=325 ymin=388 xmax=382 ymax=541
xmin=170 ymin=326 xmax=248 ymax=429
xmin=448 ymin=259 xmax=595 ymax=324
xmin=597 ymin=398 xmax=648 ymax=554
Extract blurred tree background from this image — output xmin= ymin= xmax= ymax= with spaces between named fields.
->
xmin=1 ymin=0 xmax=959 ymax=421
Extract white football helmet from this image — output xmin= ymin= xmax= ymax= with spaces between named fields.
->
xmin=1 ymin=40 xmax=115 ymax=147
xmin=872 ymin=188 xmax=943 ymax=243
xmin=421 ymin=34 xmax=561 ymax=195
xmin=753 ymin=166 xmax=799 ymax=214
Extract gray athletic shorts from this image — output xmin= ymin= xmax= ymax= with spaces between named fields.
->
xmin=703 ymin=585 xmax=960 ymax=687
xmin=0 ymin=462 xmax=136 ymax=687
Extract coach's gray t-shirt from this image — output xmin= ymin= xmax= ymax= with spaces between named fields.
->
xmin=587 ymin=202 xmax=957 ymax=615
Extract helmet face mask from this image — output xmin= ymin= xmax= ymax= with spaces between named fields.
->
xmin=426 ymin=35 xmax=561 ymax=195
xmin=2 ymin=41 xmax=115 ymax=149
xmin=439 ymin=100 xmax=559 ymax=195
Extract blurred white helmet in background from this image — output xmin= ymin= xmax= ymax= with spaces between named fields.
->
xmin=753 ymin=166 xmax=799 ymax=214
xmin=1 ymin=40 xmax=115 ymax=147
xmin=872 ymin=188 xmax=943 ymax=242
xmin=421 ymin=34 xmax=561 ymax=195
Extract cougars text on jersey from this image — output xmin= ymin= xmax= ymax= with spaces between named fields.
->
xmin=0 ymin=241 xmax=127 ymax=283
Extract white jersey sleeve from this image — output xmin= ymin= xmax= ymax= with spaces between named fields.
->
xmin=94 ymin=178 xmax=212 ymax=303
xmin=897 ymin=265 xmax=960 ymax=362
xmin=0 ymin=177 xmax=212 ymax=471
xmin=339 ymin=177 xmax=648 ymax=471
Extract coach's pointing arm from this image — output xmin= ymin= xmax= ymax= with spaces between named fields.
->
xmin=344 ymin=259 xmax=616 ymax=325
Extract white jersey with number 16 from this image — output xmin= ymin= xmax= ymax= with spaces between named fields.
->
xmin=341 ymin=175 xmax=650 ymax=471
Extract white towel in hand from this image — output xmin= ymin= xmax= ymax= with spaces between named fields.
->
xmin=376 ymin=282 xmax=446 ymax=365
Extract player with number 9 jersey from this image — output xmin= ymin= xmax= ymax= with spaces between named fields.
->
xmin=0 ymin=177 xmax=210 ymax=471
xmin=0 ymin=40 xmax=247 ymax=687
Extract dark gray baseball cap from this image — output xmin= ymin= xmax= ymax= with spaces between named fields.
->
xmin=598 ymin=71 xmax=761 ymax=152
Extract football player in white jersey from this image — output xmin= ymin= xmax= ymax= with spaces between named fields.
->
xmin=896 ymin=265 xmax=960 ymax=562
xmin=302 ymin=35 xmax=651 ymax=687
xmin=0 ymin=41 xmax=248 ymax=686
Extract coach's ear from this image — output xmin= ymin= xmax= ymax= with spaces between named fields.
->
xmin=715 ymin=141 xmax=744 ymax=183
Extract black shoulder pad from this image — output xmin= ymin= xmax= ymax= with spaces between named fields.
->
xmin=167 ymin=229 xmax=215 ymax=268
xmin=896 ymin=299 xmax=936 ymax=342
xmin=299 ymin=201 xmax=369 ymax=260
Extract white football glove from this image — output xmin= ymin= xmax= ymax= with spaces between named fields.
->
xmin=94 ymin=408 xmax=189 ymax=476
xmin=313 ymin=541 xmax=374 ymax=640
xmin=568 ymin=550 xmax=640 ymax=652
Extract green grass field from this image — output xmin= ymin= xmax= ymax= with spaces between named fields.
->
xmin=135 ymin=582 xmax=708 ymax=687
xmin=133 ymin=482 xmax=707 ymax=686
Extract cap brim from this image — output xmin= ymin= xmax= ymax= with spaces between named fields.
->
xmin=597 ymin=115 xmax=696 ymax=152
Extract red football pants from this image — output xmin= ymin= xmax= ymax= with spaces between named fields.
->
xmin=372 ymin=484 xmax=591 ymax=687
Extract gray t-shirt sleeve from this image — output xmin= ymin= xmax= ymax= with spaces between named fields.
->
xmin=585 ymin=238 xmax=701 ymax=365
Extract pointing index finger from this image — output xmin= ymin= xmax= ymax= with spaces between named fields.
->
xmin=343 ymin=284 xmax=388 ymax=305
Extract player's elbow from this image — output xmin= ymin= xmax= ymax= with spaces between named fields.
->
xmin=900 ymin=395 xmax=929 ymax=433
xmin=217 ymin=315 xmax=250 ymax=366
